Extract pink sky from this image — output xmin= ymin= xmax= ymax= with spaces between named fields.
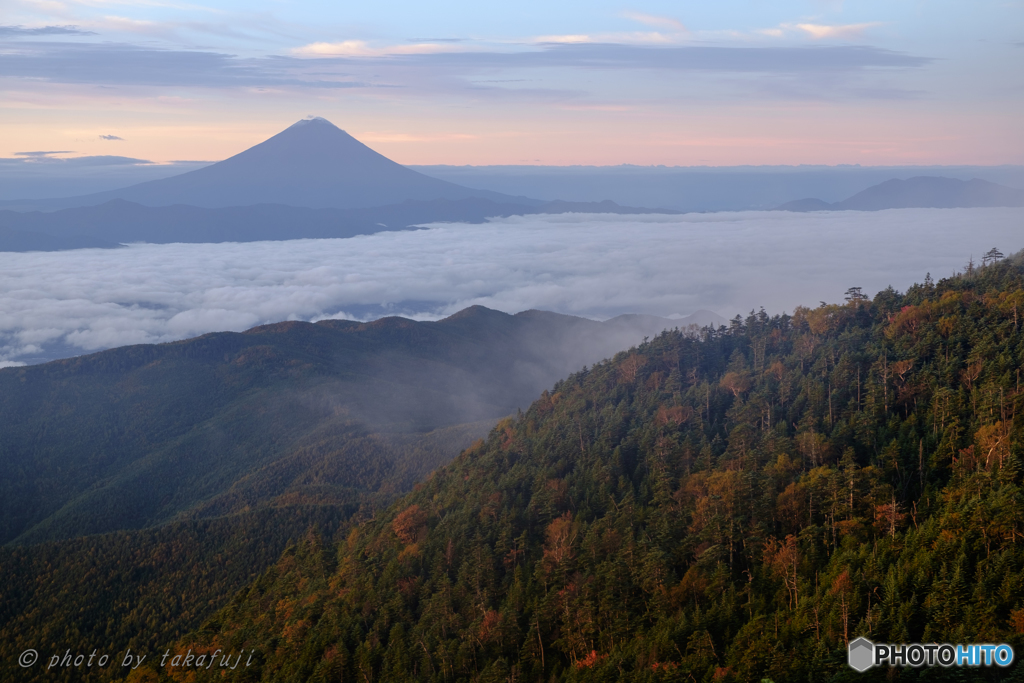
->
xmin=1 ymin=1 xmax=1022 ymax=166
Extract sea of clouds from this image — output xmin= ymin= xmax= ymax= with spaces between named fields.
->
xmin=1 ymin=207 xmax=1022 ymax=367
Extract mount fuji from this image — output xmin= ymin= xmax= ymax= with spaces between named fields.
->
xmin=35 ymin=117 xmax=533 ymax=210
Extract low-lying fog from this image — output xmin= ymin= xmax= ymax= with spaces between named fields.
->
xmin=2 ymin=207 xmax=1021 ymax=367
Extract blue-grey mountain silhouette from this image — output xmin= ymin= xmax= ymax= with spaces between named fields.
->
xmin=44 ymin=118 xmax=533 ymax=210
xmin=776 ymin=176 xmax=1024 ymax=211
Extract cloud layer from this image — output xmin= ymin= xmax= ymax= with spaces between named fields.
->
xmin=0 ymin=25 xmax=94 ymax=37
xmin=2 ymin=2 xmax=1022 ymax=168
xmin=1 ymin=208 xmax=1021 ymax=366
xmin=2 ymin=40 xmax=928 ymax=98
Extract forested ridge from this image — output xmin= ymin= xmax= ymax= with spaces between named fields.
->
xmin=0 ymin=306 xmax=667 ymax=546
xmin=138 ymin=253 xmax=1024 ymax=682
xmin=0 ymin=304 xmax=675 ymax=682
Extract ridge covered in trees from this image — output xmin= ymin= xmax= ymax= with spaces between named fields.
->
xmin=0 ymin=306 xmax=667 ymax=545
xmin=143 ymin=252 xmax=1024 ymax=682
xmin=0 ymin=305 xmax=683 ymax=682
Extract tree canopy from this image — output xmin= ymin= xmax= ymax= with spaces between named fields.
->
xmin=133 ymin=252 xmax=1024 ymax=682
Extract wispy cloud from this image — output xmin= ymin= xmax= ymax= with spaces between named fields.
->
xmin=756 ymin=22 xmax=884 ymax=40
xmin=0 ymin=24 xmax=95 ymax=36
xmin=533 ymin=31 xmax=680 ymax=45
xmin=99 ymin=134 xmax=123 ymax=140
xmin=0 ymin=41 xmax=376 ymax=89
xmin=14 ymin=150 xmax=75 ymax=157
xmin=291 ymin=40 xmax=461 ymax=57
xmin=415 ymin=43 xmax=929 ymax=73
xmin=58 ymin=0 xmax=220 ymax=12
xmin=97 ymin=15 xmax=160 ymax=33
xmin=0 ymin=154 xmax=150 ymax=165
xmin=534 ymin=34 xmax=593 ymax=44
xmin=621 ymin=11 xmax=687 ymax=33
xmin=793 ymin=22 xmax=883 ymax=39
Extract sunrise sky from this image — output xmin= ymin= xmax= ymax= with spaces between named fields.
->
xmin=1 ymin=0 xmax=1022 ymax=166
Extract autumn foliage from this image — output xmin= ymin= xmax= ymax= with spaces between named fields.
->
xmin=152 ymin=253 xmax=1024 ymax=683
xmin=392 ymin=504 xmax=427 ymax=545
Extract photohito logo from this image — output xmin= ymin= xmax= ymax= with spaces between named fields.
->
xmin=847 ymin=637 xmax=1014 ymax=671
xmin=848 ymin=638 xmax=874 ymax=672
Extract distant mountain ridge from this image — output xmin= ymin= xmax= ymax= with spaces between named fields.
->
xmin=776 ymin=175 xmax=1024 ymax=211
xmin=19 ymin=118 xmax=536 ymax=211
xmin=411 ymin=164 xmax=1024 ymax=212
xmin=0 ymin=304 xmax=722 ymax=545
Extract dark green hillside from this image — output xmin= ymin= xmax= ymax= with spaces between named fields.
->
xmin=0 ymin=422 xmax=491 ymax=683
xmin=151 ymin=255 xmax=1024 ymax=682
xmin=0 ymin=306 xmax=657 ymax=545
xmin=0 ymin=506 xmax=345 ymax=679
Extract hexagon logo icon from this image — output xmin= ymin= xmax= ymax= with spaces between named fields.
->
xmin=848 ymin=637 xmax=874 ymax=672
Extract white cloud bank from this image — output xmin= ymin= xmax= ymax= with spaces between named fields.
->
xmin=1 ymin=207 xmax=1022 ymax=365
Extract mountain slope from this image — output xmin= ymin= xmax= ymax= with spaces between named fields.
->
xmin=0 ymin=306 xmax=714 ymax=545
xmin=0 ymin=306 xmax=718 ymax=683
xmin=835 ymin=176 xmax=1024 ymax=210
xmin=0 ymin=506 xmax=351 ymax=678
xmin=41 ymin=118 xmax=533 ymax=210
xmin=777 ymin=176 xmax=1024 ymax=211
xmin=152 ymin=255 xmax=1024 ymax=682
